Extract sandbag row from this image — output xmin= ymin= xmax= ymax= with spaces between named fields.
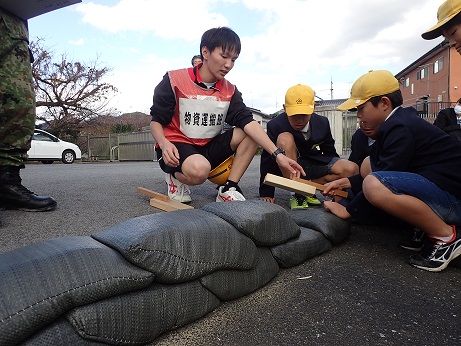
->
xmin=0 ymin=200 xmax=350 ymax=345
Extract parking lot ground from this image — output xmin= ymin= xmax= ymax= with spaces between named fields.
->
xmin=2 ymin=159 xmax=461 ymax=346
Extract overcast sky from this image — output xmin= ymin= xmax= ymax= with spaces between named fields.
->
xmin=29 ymin=0 xmax=444 ymax=115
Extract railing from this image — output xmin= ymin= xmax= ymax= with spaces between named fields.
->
xmin=77 ymin=132 xmax=155 ymax=162
xmin=75 ymin=111 xmax=367 ymax=161
xmin=411 ymin=101 xmax=456 ymax=124
xmin=316 ymin=109 xmax=358 ymax=157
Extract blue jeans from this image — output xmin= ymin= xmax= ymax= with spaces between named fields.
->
xmin=371 ymin=171 xmax=461 ymax=226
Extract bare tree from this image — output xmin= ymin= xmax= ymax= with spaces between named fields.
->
xmin=30 ymin=38 xmax=118 ymax=138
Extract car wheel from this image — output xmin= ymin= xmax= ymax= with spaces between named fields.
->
xmin=41 ymin=160 xmax=53 ymax=164
xmin=62 ymin=150 xmax=75 ymax=164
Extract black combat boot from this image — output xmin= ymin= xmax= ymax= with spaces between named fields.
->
xmin=0 ymin=166 xmax=57 ymax=211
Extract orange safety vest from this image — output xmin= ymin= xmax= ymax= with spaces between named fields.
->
xmin=164 ymin=68 xmax=235 ymax=146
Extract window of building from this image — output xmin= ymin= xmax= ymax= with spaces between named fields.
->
xmin=404 ymin=77 xmax=410 ymax=88
xmin=417 ymin=66 xmax=429 ymax=80
xmin=434 ymin=57 xmax=444 ymax=74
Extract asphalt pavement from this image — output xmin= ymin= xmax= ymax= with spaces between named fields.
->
xmin=2 ymin=159 xmax=461 ymax=346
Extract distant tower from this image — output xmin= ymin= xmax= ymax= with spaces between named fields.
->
xmin=330 ymin=77 xmax=334 ymax=100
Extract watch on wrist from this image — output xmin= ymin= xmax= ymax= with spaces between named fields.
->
xmin=272 ymin=147 xmax=286 ymax=159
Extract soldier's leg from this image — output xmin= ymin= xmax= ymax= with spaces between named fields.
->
xmin=0 ymin=9 xmax=56 ymax=211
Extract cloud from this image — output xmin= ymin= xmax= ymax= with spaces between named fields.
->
xmin=73 ymin=0 xmax=445 ymax=114
xmin=76 ymin=0 xmax=228 ymax=40
xmin=105 ymin=54 xmax=178 ymax=114
xmin=69 ymin=38 xmax=85 ymax=46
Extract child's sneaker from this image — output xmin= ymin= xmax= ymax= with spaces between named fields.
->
xmin=216 ymin=186 xmax=245 ymax=202
xmin=165 ymin=173 xmax=191 ymax=203
xmin=409 ymin=226 xmax=461 ymax=272
xmin=400 ymin=228 xmax=425 ymax=251
xmin=304 ymin=194 xmax=322 ymax=205
xmin=289 ymin=195 xmax=309 ymax=210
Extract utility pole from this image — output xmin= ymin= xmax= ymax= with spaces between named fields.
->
xmin=330 ymin=77 xmax=334 ymax=100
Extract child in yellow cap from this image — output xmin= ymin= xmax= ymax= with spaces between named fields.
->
xmin=259 ymin=84 xmax=358 ymax=209
xmin=422 ymin=0 xmax=461 ymax=54
xmin=323 ymin=70 xmax=461 ymax=272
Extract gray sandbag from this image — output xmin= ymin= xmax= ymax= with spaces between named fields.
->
xmin=270 ymin=227 xmax=332 ymax=268
xmin=92 ymin=209 xmax=257 ymax=284
xmin=21 ymin=318 xmax=105 ymax=345
xmin=200 ymin=247 xmax=279 ymax=301
xmin=288 ymin=208 xmax=350 ymax=245
xmin=0 ymin=236 xmax=154 ymax=346
xmin=202 ymin=200 xmax=300 ymax=246
xmin=67 ymin=280 xmax=221 ymax=345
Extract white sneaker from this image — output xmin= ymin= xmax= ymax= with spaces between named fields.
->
xmin=165 ymin=173 xmax=191 ymax=203
xmin=216 ymin=186 xmax=246 ymax=202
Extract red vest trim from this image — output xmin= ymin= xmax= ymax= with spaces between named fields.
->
xmin=164 ymin=68 xmax=235 ymax=146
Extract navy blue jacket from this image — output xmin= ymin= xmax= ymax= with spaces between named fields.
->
xmin=434 ymin=107 xmax=461 ymax=142
xmin=348 ymin=128 xmax=375 ymax=168
xmin=259 ymin=112 xmax=338 ymax=198
xmin=347 ymin=106 xmax=461 ymax=222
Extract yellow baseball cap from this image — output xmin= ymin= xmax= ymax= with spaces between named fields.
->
xmin=338 ymin=70 xmax=399 ymax=111
xmin=284 ymin=84 xmax=315 ymax=116
xmin=422 ymin=0 xmax=461 ymax=40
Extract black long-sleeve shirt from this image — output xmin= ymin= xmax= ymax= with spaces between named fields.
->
xmin=150 ymin=69 xmax=254 ymax=130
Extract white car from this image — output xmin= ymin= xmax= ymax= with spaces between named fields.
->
xmin=27 ymin=129 xmax=82 ymax=164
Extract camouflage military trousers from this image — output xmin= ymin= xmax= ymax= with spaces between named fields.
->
xmin=0 ymin=8 xmax=35 ymax=167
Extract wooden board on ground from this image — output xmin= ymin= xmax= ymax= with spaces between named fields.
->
xmin=292 ymin=177 xmax=348 ymax=198
xmin=136 ymin=187 xmax=194 ymax=212
xmin=263 ymin=174 xmax=316 ymax=196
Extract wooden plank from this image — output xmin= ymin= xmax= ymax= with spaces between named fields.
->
xmin=263 ymin=174 xmax=316 ymax=196
xmin=136 ymin=187 xmax=194 ymax=211
xmin=292 ymin=178 xmax=348 ymax=198
xmin=149 ymin=198 xmax=194 ymax=212
xmin=136 ymin=187 xmax=170 ymax=202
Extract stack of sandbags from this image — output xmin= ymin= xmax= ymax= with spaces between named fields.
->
xmin=0 ymin=200 xmax=349 ymax=345
xmin=0 ymin=237 xmax=154 ymax=345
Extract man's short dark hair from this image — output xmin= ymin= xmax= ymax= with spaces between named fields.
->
xmin=369 ymin=89 xmax=403 ymax=108
xmin=200 ymin=27 xmax=241 ymax=57
xmin=191 ymin=55 xmax=201 ymax=66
